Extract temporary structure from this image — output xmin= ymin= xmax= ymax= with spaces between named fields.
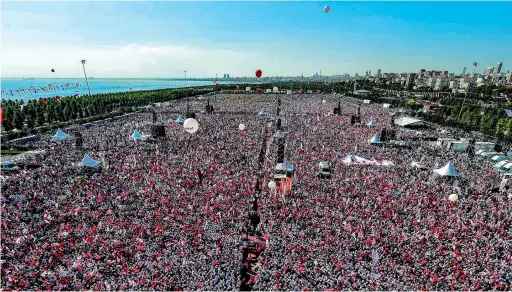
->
xmin=433 ymin=161 xmax=460 ymax=176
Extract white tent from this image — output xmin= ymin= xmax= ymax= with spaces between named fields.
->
xmin=367 ymin=120 xmax=377 ymax=127
xmin=494 ymin=161 xmax=508 ymax=168
xmin=411 ymin=162 xmax=427 ymax=169
xmin=368 ymin=135 xmax=382 ymax=144
xmin=341 ymin=154 xmax=393 ymax=166
xmin=433 ymin=161 xmax=460 ymax=177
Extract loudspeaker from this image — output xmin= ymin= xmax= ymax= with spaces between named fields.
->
xmin=357 ymin=106 xmax=361 ymax=115
xmin=205 ymin=105 xmax=214 ymax=114
xmin=152 ymin=125 xmax=166 ymax=138
xmin=380 ymin=129 xmax=387 ymax=142
xmin=468 ymin=139 xmax=475 ymax=157
xmin=186 ymin=112 xmax=196 ymax=119
xmin=75 ymin=132 xmax=83 ymax=148
xmin=277 ymin=118 xmax=282 ymax=130
xmin=494 ymin=144 xmax=503 ymax=152
xmin=351 ymin=116 xmax=355 ymax=125
xmin=152 ymin=110 xmax=157 ymax=124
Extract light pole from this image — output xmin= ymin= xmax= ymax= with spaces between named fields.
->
xmin=184 ymin=70 xmax=187 ymax=88
xmin=80 ymin=60 xmax=92 ymax=96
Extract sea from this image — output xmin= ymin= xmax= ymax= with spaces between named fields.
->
xmin=1 ymin=78 xmax=234 ymax=101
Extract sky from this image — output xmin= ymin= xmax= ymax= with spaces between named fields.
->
xmin=1 ymin=1 xmax=511 ymax=78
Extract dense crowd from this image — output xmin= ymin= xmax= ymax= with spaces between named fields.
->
xmin=1 ymin=94 xmax=511 ymax=290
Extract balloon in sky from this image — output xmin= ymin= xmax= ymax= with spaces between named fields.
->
xmin=255 ymin=69 xmax=263 ymax=78
xmin=51 ymin=69 xmax=55 ymax=73
xmin=256 ymin=88 xmax=263 ymax=94
xmin=183 ymin=118 xmax=199 ymax=133
xmin=324 ymin=6 xmax=330 ymax=13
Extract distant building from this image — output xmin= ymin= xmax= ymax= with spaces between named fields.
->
xmin=377 ymin=69 xmax=382 ymax=77
xmin=462 ymin=66 xmax=467 ymax=76
xmin=496 ymin=62 xmax=503 ymax=74
xmin=405 ymin=73 xmax=416 ymax=89
xmin=434 ymin=77 xmax=449 ymax=91
xmin=354 ymin=90 xmax=371 ymax=97
xmin=369 ymin=70 xmax=372 ymax=76
xmin=449 ymin=80 xmax=460 ymax=91
xmin=484 ymin=67 xmax=494 ymax=76
xmin=442 ymin=70 xmax=448 ymax=76
xmin=355 ymin=73 xmax=359 ymax=78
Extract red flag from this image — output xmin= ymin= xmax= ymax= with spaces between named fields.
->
xmin=0 ymin=108 xmax=3 ymax=124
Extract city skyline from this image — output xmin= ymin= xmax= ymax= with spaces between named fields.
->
xmin=1 ymin=1 xmax=511 ymax=78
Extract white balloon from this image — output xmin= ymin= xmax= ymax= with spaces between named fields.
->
xmin=183 ymin=118 xmax=199 ymax=133
xmin=322 ymin=99 xmax=327 ymax=104
xmin=268 ymin=181 xmax=276 ymax=189
xmin=449 ymin=193 xmax=459 ymax=202
xmin=239 ymin=124 xmax=246 ymax=131
xmin=324 ymin=5 xmax=330 ymax=13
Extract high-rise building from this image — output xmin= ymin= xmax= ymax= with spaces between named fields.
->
xmin=355 ymin=73 xmax=359 ymax=78
xmin=462 ymin=66 xmax=467 ymax=76
xmin=484 ymin=67 xmax=494 ymax=76
xmin=377 ymin=69 xmax=382 ymax=77
xmin=369 ymin=70 xmax=372 ymax=76
xmin=223 ymin=74 xmax=227 ymax=79
xmin=405 ymin=73 xmax=416 ymax=89
xmin=226 ymin=74 xmax=230 ymax=79
xmin=496 ymin=62 xmax=503 ymax=74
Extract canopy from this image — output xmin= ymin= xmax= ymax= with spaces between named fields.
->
xmin=176 ymin=116 xmax=185 ymax=124
xmin=341 ymin=154 xmax=393 ymax=166
xmin=368 ymin=135 xmax=382 ymax=144
xmin=411 ymin=162 xmax=427 ymax=169
xmin=433 ymin=161 xmax=460 ymax=176
xmin=131 ymin=130 xmax=143 ymax=140
xmin=394 ymin=117 xmax=423 ymax=127
xmin=78 ymin=154 xmax=100 ymax=168
xmin=51 ymin=128 xmax=72 ymax=142
xmin=258 ymin=110 xmax=265 ymax=116
xmin=367 ymin=120 xmax=377 ymax=127
xmin=494 ymin=160 xmax=508 ymax=168
xmin=491 ymin=155 xmax=506 ymax=162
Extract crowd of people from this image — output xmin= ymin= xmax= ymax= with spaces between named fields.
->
xmin=1 ymin=93 xmax=511 ymax=290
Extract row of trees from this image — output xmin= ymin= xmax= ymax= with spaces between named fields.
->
xmin=1 ymin=86 xmax=212 ymax=141
xmin=2 ymin=81 xmax=511 ymax=144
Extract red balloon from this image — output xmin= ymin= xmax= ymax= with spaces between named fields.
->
xmin=255 ymin=69 xmax=262 ymax=78
xmin=55 ymin=96 xmax=60 ymax=100
xmin=51 ymin=69 xmax=55 ymax=73
xmin=236 ymin=85 xmax=240 ymax=89
xmin=216 ymin=83 xmax=220 ymax=87
xmin=256 ymin=88 xmax=262 ymax=93
xmin=42 ymin=99 xmax=48 ymax=105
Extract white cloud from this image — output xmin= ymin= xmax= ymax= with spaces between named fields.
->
xmin=1 ymin=43 xmax=361 ymax=78
xmin=1 ymin=44 xmax=292 ymax=78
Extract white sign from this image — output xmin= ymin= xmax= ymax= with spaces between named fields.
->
xmin=287 ymin=90 xmax=292 ymax=95
xmin=246 ymin=87 xmax=251 ymax=91
xmin=273 ymin=87 xmax=279 ymax=93
xmin=382 ymin=103 xmax=390 ymax=108
xmin=363 ymin=99 xmax=371 ymax=104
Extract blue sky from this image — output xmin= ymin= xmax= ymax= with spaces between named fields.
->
xmin=2 ymin=1 xmax=511 ymax=78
